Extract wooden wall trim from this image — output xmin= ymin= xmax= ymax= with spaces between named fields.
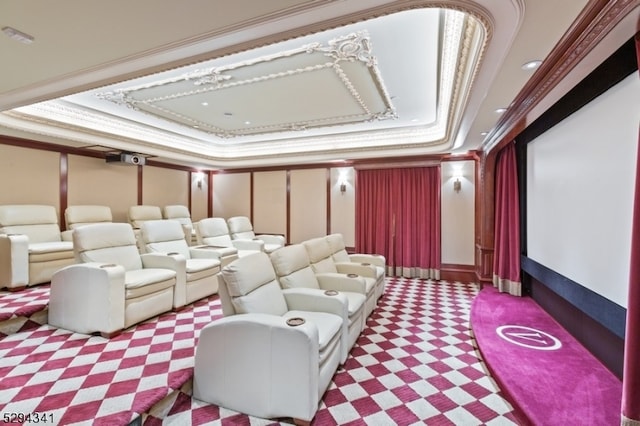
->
xmin=483 ymin=0 xmax=637 ymax=156
xmin=137 ymin=164 xmax=143 ymax=205
xmin=441 ymin=263 xmax=476 ymax=283
xmin=326 ymin=168 xmax=331 ymax=236
xmin=286 ymin=170 xmax=291 ymax=244
xmin=207 ymin=170 xmax=213 ymax=217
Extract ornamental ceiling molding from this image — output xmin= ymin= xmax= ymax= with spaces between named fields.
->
xmin=93 ymin=30 xmax=398 ymax=138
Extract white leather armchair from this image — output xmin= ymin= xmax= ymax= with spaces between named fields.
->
xmin=193 ymin=252 xmax=346 ymax=425
xmin=162 ymin=205 xmax=197 ymax=246
xmin=48 ymin=223 xmax=178 ymax=337
xmin=195 ymin=217 xmax=262 ymax=259
xmin=128 ymin=205 xmax=163 ymax=251
xmin=270 ymin=243 xmax=366 ymax=362
xmin=303 ymin=236 xmax=378 ymax=317
xmin=325 ymin=233 xmax=386 ymax=299
xmin=227 ymin=216 xmax=285 ymax=253
xmin=62 ymin=205 xmax=113 ymax=241
xmin=140 ymin=219 xmax=221 ymax=307
xmin=0 ymin=205 xmax=75 ymax=290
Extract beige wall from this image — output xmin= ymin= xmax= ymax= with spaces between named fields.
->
xmin=68 ymin=155 xmax=137 ymax=223
xmin=253 ymin=170 xmax=287 ymax=237
xmin=212 ymin=173 xmax=250 ymax=219
xmin=142 ymin=166 xmax=188 ymax=210
xmin=290 ymin=168 xmax=327 ymax=243
xmin=441 ymin=160 xmax=475 ymax=265
xmin=191 ymin=171 xmax=208 ymax=222
xmin=330 ymin=167 xmax=356 ymax=247
xmin=0 ymin=144 xmax=60 ymax=210
xmin=0 ymin=141 xmax=478 ymax=268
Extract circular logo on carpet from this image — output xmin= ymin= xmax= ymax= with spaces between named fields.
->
xmin=496 ymin=325 xmax=562 ymax=351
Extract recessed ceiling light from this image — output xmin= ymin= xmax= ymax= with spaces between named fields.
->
xmin=480 ymin=131 xmax=488 ymax=136
xmin=244 ymin=121 xmax=251 ymax=125
xmin=495 ymin=107 xmax=507 ymax=114
xmin=522 ymin=60 xmax=542 ymax=71
xmin=201 ymin=102 xmax=208 ymax=106
xmin=223 ymin=112 xmax=233 ymax=117
xmin=2 ymin=26 xmax=34 ymax=44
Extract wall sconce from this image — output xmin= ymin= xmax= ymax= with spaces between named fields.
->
xmin=453 ymin=177 xmax=462 ymax=193
xmin=194 ymin=172 xmax=205 ymax=189
xmin=339 ymin=180 xmax=347 ymax=194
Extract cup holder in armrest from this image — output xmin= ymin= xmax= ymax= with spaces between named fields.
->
xmin=361 ymin=262 xmax=371 ymax=266
xmin=100 ymin=263 xmax=118 ymax=268
xmin=324 ymin=289 xmax=339 ymax=296
xmin=286 ymin=317 xmax=305 ymax=327
xmin=167 ymin=252 xmax=179 ymax=255
xmin=347 ymin=273 xmax=359 ymax=278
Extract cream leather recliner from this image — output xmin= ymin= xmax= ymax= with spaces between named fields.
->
xmin=193 ymin=252 xmax=346 ymax=425
xmin=227 ymin=216 xmax=285 ymax=253
xmin=303 ymin=236 xmax=378 ymax=317
xmin=140 ymin=219 xmax=221 ymax=307
xmin=128 ymin=205 xmax=163 ymax=251
xmin=62 ymin=205 xmax=113 ymax=241
xmin=195 ymin=217 xmax=263 ymax=259
xmin=325 ymin=233 xmax=386 ymax=300
xmin=162 ymin=205 xmax=197 ymax=246
xmin=0 ymin=205 xmax=75 ymax=290
xmin=48 ymin=223 xmax=178 ymax=337
xmin=270 ymin=243 xmax=366 ymax=363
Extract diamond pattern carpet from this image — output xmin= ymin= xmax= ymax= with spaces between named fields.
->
xmin=143 ymin=278 xmax=518 ymax=425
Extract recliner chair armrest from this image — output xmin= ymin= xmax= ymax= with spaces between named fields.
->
xmin=194 ymin=313 xmax=320 ymax=422
xmin=348 ymin=254 xmax=385 ymax=268
xmin=334 ymin=262 xmax=377 ymax=279
xmin=315 ymin=272 xmax=366 ymax=294
xmin=282 ymin=288 xmax=348 ymax=319
xmin=188 ymin=247 xmax=224 ymax=262
xmin=61 ymin=230 xmax=74 ymax=241
xmin=48 ymin=262 xmax=126 ymax=336
xmin=140 ymin=253 xmax=186 ymax=308
xmin=0 ymin=233 xmax=29 ymax=289
xmin=257 ymin=234 xmax=285 ymax=246
xmin=232 ymin=238 xmax=265 ymax=251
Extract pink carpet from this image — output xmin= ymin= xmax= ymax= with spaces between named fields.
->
xmin=471 ymin=285 xmax=622 ymax=425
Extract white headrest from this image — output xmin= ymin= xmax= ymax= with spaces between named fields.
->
xmin=325 ymin=234 xmax=346 ymax=252
xmin=270 ymin=244 xmax=309 ymax=277
xmin=0 ymin=205 xmax=58 ymax=226
xmin=303 ymin=237 xmax=332 ymax=263
xmin=163 ymin=205 xmax=190 ymax=219
xmin=128 ymin=205 xmax=162 ymax=228
xmin=65 ymin=205 xmax=112 ymax=229
xmin=227 ymin=216 xmax=252 ymax=233
xmin=140 ymin=219 xmax=184 ymax=244
xmin=222 ymin=252 xmax=277 ymax=297
xmin=73 ymin=223 xmax=137 ymax=252
xmin=198 ymin=217 xmax=230 ymax=237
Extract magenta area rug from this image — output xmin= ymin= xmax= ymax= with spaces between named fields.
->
xmin=471 ymin=285 xmax=622 ymax=425
xmin=0 ymin=284 xmax=50 ymax=322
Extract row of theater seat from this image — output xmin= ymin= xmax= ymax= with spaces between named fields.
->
xmin=0 ymin=204 xmax=284 ymax=291
xmin=194 ymin=236 xmax=385 ymax=425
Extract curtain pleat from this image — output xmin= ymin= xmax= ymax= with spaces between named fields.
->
xmin=620 ymin=30 xmax=640 ymax=426
xmin=356 ymin=167 xmax=440 ymax=279
xmin=492 ymin=143 xmax=521 ymax=296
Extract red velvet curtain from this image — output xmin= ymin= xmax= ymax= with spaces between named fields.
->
xmin=492 ymin=143 xmax=521 ymax=295
xmin=356 ymin=167 xmax=440 ymax=279
xmin=621 ymin=30 xmax=640 ymax=425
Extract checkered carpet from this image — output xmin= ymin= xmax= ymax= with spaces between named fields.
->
xmin=0 ymin=296 xmax=223 ymax=425
xmin=144 ymin=278 xmax=518 ymax=425
xmin=0 ymin=285 xmax=50 ymax=338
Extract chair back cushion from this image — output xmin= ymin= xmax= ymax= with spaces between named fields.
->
xmin=128 ymin=205 xmax=162 ymax=229
xmin=0 ymin=204 xmax=62 ymax=243
xmin=270 ymin=244 xmax=320 ymax=290
xmin=73 ymin=223 xmax=142 ymax=271
xmin=326 ymin=233 xmax=351 ymax=263
xmin=227 ymin=216 xmax=256 ymax=240
xmin=141 ymin=220 xmax=190 ymax=258
xmin=222 ymin=252 xmax=287 ymax=316
xmin=162 ymin=205 xmax=193 ymax=227
xmin=303 ymin=237 xmax=337 ymax=273
xmin=197 ymin=218 xmax=234 ymax=246
xmin=65 ymin=205 xmax=113 ymax=230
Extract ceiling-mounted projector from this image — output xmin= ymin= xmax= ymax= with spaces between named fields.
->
xmin=105 ymin=152 xmax=146 ymax=166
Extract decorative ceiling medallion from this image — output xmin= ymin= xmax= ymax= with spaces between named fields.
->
xmin=95 ymin=31 xmax=396 ymax=138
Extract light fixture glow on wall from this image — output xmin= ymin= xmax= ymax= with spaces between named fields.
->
xmin=453 ymin=178 xmax=461 ymax=193
xmin=340 ymin=180 xmax=347 ymax=194
xmin=194 ymin=172 xmax=205 ymax=189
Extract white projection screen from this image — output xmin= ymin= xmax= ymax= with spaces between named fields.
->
xmin=527 ymin=73 xmax=639 ymax=309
